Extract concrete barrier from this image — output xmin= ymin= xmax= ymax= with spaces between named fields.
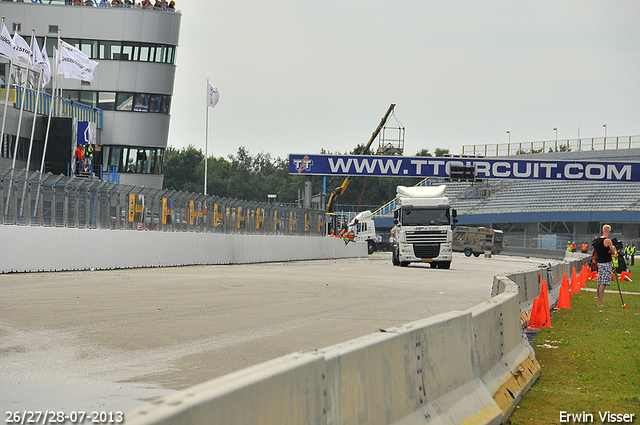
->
xmin=501 ymin=247 xmax=566 ymax=260
xmin=492 ymin=253 xmax=589 ymax=317
xmin=0 ymin=225 xmax=367 ymax=273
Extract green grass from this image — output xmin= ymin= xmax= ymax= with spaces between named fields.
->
xmin=508 ymin=266 xmax=640 ymax=424
xmin=583 ymin=263 xmax=640 ymax=293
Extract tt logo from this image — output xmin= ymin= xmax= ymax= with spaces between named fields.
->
xmin=294 ymin=156 xmax=313 ymax=173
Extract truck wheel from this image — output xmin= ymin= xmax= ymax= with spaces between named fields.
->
xmin=392 ymin=247 xmax=400 ymax=266
xmin=473 ymin=252 xmax=480 ymax=257
xmin=400 ymin=261 xmax=409 ymax=267
xmin=439 ymin=261 xmax=451 ymax=269
xmin=367 ymin=240 xmax=376 ymax=255
xmin=464 ymin=248 xmax=473 ymax=257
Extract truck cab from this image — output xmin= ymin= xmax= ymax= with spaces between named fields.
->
xmin=346 ymin=210 xmax=377 ymax=255
xmin=392 ymin=185 xmax=456 ymax=269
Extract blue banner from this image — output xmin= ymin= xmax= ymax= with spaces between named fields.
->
xmin=288 ymin=154 xmax=640 ymax=182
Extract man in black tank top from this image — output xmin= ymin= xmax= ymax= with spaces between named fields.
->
xmin=594 ymin=224 xmax=616 ymax=307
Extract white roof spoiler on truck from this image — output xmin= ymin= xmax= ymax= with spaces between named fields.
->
xmin=396 ymin=185 xmax=446 ymax=199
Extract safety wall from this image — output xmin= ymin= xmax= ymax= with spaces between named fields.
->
xmin=0 ymin=226 xmax=367 ymax=273
xmin=125 ymin=274 xmax=552 ymax=424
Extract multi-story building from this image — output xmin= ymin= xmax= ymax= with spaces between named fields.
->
xmin=0 ymin=1 xmax=181 ymax=189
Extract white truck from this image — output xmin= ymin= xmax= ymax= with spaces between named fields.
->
xmin=346 ymin=210 xmax=377 ymax=255
xmin=391 ymin=185 xmax=457 ymax=269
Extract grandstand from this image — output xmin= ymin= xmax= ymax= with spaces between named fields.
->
xmin=373 ymin=147 xmax=640 ymax=250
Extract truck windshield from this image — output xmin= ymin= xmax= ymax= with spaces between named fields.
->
xmin=401 ymin=208 xmax=450 ymax=226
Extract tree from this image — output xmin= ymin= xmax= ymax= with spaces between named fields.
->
xmin=415 ymin=148 xmax=432 ymax=157
xmin=163 ymin=146 xmax=205 ymax=193
xmin=434 ymin=148 xmax=450 ymax=157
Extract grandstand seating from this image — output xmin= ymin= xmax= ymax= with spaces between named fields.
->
xmin=455 ymin=180 xmax=640 ymax=214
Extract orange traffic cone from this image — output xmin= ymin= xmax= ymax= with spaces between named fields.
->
xmin=528 ymin=280 xmax=552 ymax=329
xmin=556 ymin=275 xmax=571 ymax=309
xmin=620 ymin=271 xmax=633 ymax=282
xmin=581 ymin=265 xmax=588 ymax=287
xmin=571 ymin=267 xmax=581 ymax=295
xmin=562 ymin=273 xmax=572 ymax=298
xmin=541 ymin=280 xmax=551 ymax=323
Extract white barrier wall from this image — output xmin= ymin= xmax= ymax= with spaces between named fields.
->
xmin=492 ymin=255 xmax=589 ymax=313
xmin=0 ymin=226 xmax=367 ymax=273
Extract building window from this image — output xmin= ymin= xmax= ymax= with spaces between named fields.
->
xmin=79 ymin=91 xmax=97 ymax=109
xmin=59 ymin=90 xmax=170 ymax=114
xmin=98 ymin=92 xmax=116 ymax=110
xmin=134 ymin=94 xmax=148 ymax=112
xmin=62 ymin=90 xmax=80 ymax=103
xmin=100 ymin=40 xmax=122 ymax=60
xmin=160 ymin=96 xmax=171 ymax=114
xmin=139 ymin=45 xmax=149 ymax=62
xmin=80 ymin=40 xmax=98 ymax=59
xmin=65 ymin=38 xmax=80 ymax=49
xmin=121 ymin=42 xmax=135 ymax=61
xmin=116 ymin=93 xmax=134 ymax=111
xmin=167 ymin=46 xmax=175 ymax=64
xmin=155 ymin=46 xmax=166 ymax=63
xmin=36 ymin=37 xmax=176 ymax=64
xmin=102 ymin=145 xmax=165 ymax=175
xmin=148 ymin=95 xmax=161 ymax=113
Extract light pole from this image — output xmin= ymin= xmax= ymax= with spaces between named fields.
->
xmin=553 ymin=127 xmax=557 ymax=141
xmin=603 ymin=124 xmax=607 ymax=138
xmin=506 ymin=130 xmax=511 ymax=143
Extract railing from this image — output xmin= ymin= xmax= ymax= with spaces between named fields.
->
xmin=16 ymin=0 xmax=178 ymax=12
xmin=0 ymin=167 xmax=325 ymax=236
xmin=4 ymin=85 xmax=103 ymax=129
xmin=461 ymin=135 xmax=640 ymax=157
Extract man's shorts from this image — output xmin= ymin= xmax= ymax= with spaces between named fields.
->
xmin=597 ymin=262 xmax=613 ymax=286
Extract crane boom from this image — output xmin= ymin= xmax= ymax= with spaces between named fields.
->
xmin=325 ymin=104 xmax=396 ymax=212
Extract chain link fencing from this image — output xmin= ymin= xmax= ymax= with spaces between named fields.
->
xmin=0 ymin=167 xmax=326 ymax=236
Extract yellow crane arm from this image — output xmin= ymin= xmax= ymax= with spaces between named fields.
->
xmin=326 ymin=104 xmax=396 ymax=213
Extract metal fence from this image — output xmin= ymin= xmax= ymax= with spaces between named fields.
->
xmin=461 ymin=135 xmax=640 ymax=157
xmin=0 ymin=167 xmax=326 ymax=236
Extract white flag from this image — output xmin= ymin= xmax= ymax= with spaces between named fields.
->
xmin=57 ymin=40 xmax=98 ymax=82
xmin=12 ymin=33 xmax=32 ymax=66
xmin=207 ymin=82 xmax=219 ymax=108
xmin=34 ymin=41 xmax=51 ymax=87
xmin=0 ymin=24 xmax=16 ymax=61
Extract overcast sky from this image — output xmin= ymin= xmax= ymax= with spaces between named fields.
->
xmin=167 ymin=1 xmax=640 ymax=160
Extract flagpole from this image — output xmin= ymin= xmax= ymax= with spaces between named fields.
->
xmin=11 ymin=29 xmax=34 ymax=170
xmin=204 ymin=78 xmax=208 ymax=196
xmin=32 ymin=36 xmax=50 ymax=223
xmin=40 ymin=30 xmax=60 ymax=174
xmin=0 ymin=18 xmax=14 ymax=154
xmin=17 ymin=29 xmax=36 ymax=220
xmin=27 ymin=32 xmax=44 ymax=172
xmin=0 ymin=17 xmax=15 ymax=220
